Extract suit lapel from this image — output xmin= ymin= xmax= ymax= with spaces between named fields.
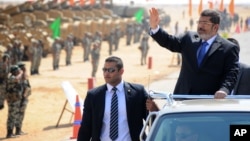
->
xmin=96 ymin=85 xmax=107 ymax=125
xmin=207 ymin=40 xmax=221 ymax=56
xmin=123 ymin=82 xmax=134 ymax=122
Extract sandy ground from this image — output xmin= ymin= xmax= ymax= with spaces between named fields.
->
xmin=0 ymin=4 xmax=250 ymax=141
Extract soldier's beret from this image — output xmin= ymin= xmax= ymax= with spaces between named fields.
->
xmin=10 ymin=65 xmax=19 ymax=73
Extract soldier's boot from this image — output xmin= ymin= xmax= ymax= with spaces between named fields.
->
xmin=34 ymin=70 xmax=39 ymax=75
xmin=36 ymin=70 xmax=40 ymax=75
xmin=16 ymin=127 xmax=27 ymax=135
xmin=0 ymin=104 xmax=4 ymax=110
xmin=6 ymin=129 xmax=16 ymax=138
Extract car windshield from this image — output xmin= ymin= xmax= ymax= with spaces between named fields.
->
xmin=148 ymin=112 xmax=250 ymax=141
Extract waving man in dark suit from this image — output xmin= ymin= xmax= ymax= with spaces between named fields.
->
xmin=77 ymin=56 xmax=148 ymax=141
xmin=149 ymin=8 xmax=239 ymax=98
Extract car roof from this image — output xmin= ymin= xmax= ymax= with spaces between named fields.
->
xmin=159 ymin=99 xmax=250 ymax=114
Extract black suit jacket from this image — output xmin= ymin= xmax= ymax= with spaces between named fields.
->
xmin=77 ymin=82 xmax=148 ymax=141
xmin=234 ymin=63 xmax=250 ymax=95
xmin=151 ymin=28 xmax=239 ymax=94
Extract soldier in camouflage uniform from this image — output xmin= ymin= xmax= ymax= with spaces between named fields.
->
xmin=126 ymin=23 xmax=134 ymax=46
xmin=52 ymin=37 xmax=62 ymax=70
xmin=139 ymin=33 xmax=150 ymax=65
xmin=29 ymin=39 xmax=43 ymax=75
xmin=82 ymin=32 xmax=92 ymax=62
xmin=133 ymin=23 xmax=143 ymax=44
xmin=5 ymin=65 xmax=23 ymax=138
xmin=64 ymin=35 xmax=74 ymax=66
xmin=16 ymin=62 xmax=31 ymax=136
xmin=108 ymin=29 xmax=115 ymax=55
xmin=0 ymin=54 xmax=10 ymax=110
xmin=90 ymin=40 xmax=101 ymax=77
xmin=113 ymin=26 xmax=121 ymax=51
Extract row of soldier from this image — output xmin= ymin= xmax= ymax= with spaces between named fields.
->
xmin=2 ymin=38 xmax=44 ymax=76
xmin=2 ymin=21 xmax=148 ymax=77
xmin=0 ymin=31 xmax=150 ymax=139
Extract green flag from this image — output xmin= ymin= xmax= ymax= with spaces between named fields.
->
xmin=134 ymin=8 xmax=144 ymax=23
xmin=50 ymin=17 xmax=61 ymax=39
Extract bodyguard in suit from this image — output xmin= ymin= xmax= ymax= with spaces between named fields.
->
xmin=77 ymin=56 xmax=149 ymax=141
xmin=234 ymin=63 xmax=250 ymax=94
xmin=227 ymin=38 xmax=250 ymax=95
xmin=149 ymin=8 xmax=239 ymax=98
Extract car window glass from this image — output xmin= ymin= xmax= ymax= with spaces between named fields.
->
xmin=149 ymin=112 xmax=250 ymax=141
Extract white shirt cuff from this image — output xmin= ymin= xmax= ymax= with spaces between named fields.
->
xmin=150 ymin=25 xmax=160 ymax=35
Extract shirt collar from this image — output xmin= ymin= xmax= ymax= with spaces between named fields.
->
xmin=203 ymin=34 xmax=217 ymax=46
xmin=107 ymin=80 xmax=124 ymax=93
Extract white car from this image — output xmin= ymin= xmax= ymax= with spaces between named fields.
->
xmin=140 ymin=91 xmax=250 ymax=141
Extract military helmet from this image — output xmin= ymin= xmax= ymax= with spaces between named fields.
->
xmin=10 ymin=65 xmax=19 ymax=73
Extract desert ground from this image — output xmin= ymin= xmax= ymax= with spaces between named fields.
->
xmin=1 ymin=4 xmax=250 ymax=141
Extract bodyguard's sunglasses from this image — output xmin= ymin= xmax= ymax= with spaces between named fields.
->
xmin=102 ymin=68 xmax=117 ymax=73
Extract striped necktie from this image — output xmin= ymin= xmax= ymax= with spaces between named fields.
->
xmin=197 ymin=41 xmax=208 ymax=66
xmin=110 ymin=87 xmax=118 ymax=140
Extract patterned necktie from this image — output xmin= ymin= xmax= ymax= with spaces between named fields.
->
xmin=110 ymin=87 xmax=118 ymax=140
xmin=197 ymin=42 xmax=208 ymax=66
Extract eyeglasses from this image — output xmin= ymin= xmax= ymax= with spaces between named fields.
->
xmin=196 ymin=21 xmax=213 ymax=26
xmin=102 ymin=68 xmax=117 ymax=73
xmin=175 ymin=133 xmax=194 ymax=140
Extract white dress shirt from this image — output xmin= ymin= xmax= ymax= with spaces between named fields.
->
xmin=100 ymin=80 xmax=132 ymax=141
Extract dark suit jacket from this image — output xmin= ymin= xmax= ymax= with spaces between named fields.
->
xmin=234 ymin=63 xmax=250 ymax=95
xmin=151 ymin=28 xmax=239 ymax=95
xmin=77 ymin=82 xmax=148 ymax=141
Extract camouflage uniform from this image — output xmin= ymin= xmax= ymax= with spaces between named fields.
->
xmin=5 ymin=65 xmax=23 ymax=138
xmin=12 ymin=40 xmax=24 ymax=65
xmin=0 ymin=54 xmax=10 ymax=110
xmin=4 ymin=44 xmax=13 ymax=65
xmin=52 ymin=38 xmax=62 ymax=70
xmin=64 ymin=35 xmax=74 ymax=66
xmin=29 ymin=39 xmax=43 ymax=75
xmin=93 ymin=31 xmax=102 ymax=46
xmin=82 ymin=33 xmax=92 ymax=62
xmin=90 ymin=40 xmax=101 ymax=77
xmin=16 ymin=62 xmax=31 ymax=136
xmin=108 ymin=30 xmax=115 ymax=55
xmin=133 ymin=23 xmax=143 ymax=43
xmin=113 ymin=26 xmax=121 ymax=51
xmin=139 ymin=34 xmax=150 ymax=65
xmin=126 ymin=23 xmax=134 ymax=46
